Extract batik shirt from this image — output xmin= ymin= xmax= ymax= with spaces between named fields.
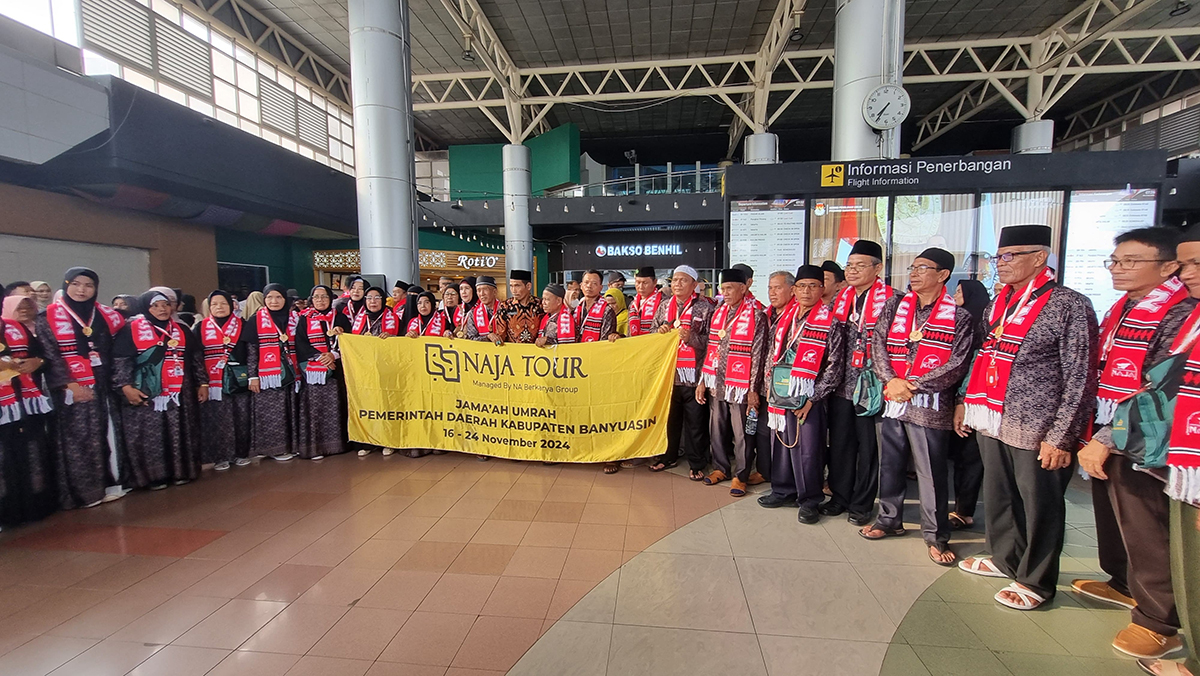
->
xmin=492 ymin=296 xmax=545 ymax=344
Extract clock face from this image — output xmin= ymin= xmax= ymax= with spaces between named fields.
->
xmin=862 ymin=84 xmax=911 ymax=130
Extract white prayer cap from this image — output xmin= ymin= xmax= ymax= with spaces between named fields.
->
xmin=674 ymin=265 xmax=699 ymax=281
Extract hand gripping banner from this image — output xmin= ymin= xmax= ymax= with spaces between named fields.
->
xmin=340 ymin=331 xmax=679 ymax=462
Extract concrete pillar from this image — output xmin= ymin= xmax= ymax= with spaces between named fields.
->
xmin=503 ymin=144 xmax=532 ymax=275
xmin=831 ymin=0 xmax=904 ymax=161
xmin=744 ymin=132 xmax=779 ymax=164
xmin=348 ymin=0 xmax=417 ymax=285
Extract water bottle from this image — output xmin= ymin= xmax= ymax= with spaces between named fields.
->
xmin=744 ymin=407 xmax=759 ymax=436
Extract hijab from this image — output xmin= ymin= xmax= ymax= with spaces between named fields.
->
xmin=263 ymin=283 xmax=291 ymax=328
xmin=112 ymin=294 xmax=138 ymax=318
xmin=242 ymin=291 xmax=265 ymax=320
xmin=2 ymin=295 xmax=35 ymax=327
xmin=365 ymin=286 xmax=388 ymax=321
xmin=207 ymin=290 xmax=235 ymax=328
xmin=61 ymin=267 xmax=99 ymax=319
xmin=460 ymin=277 xmax=478 ymax=311
xmin=401 ymin=285 xmax=424 ymax=326
xmin=956 ymin=279 xmax=990 ymax=322
xmin=343 ymin=275 xmax=367 ymax=316
xmin=30 ymin=281 xmax=51 ymax=310
xmin=309 ymin=285 xmax=335 ymax=313
xmin=137 ymin=289 xmax=172 ymax=329
xmin=417 ymin=291 xmax=437 ymax=330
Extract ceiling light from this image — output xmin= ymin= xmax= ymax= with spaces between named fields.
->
xmin=789 ymin=10 xmax=804 ymax=42
xmin=645 ymin=203 xmax=650 ymax=211
xmin=462 ymin=34 xmax=476 ymax=62
xmin=483 ymin=201 xmax=489 ymax=209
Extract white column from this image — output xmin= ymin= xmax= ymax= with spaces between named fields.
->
xmin=1012 ymin=39 xmax=1053 ymax=154
xmin=743 ymin=132 xmax=779 ymax=164
xmin=348 ymin=0 xmax=417 ymax=285
xmin=503 ymin=144 xmax=532 ymax=275
xmin=831 ymin=0 xmax=904 ymax=161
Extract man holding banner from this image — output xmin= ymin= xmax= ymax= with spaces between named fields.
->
xmin=629 ymin=267 xmax=664 ymax=337
xmin=464 ymin=276 xmax=501 ymax=342
xmin=537 ymin=284 xmax=576 ymax=347
xmin=652 ymin=265 xmax=714 ymax=478
xmin=492 ymin=270 xmax=544 ymax=345
xmin=574 ymin=270 xmax=619 ymax=344
xmin=697 ymin=267 xmax=768 ymax=497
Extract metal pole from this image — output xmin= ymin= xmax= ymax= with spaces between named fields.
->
xmin=503 ymin=144 xmax=533 ymax=275
xmin=831 ymin=0 xmax=903 ymax=161
xmin=348 ymin=0 xmax=417 ymax=285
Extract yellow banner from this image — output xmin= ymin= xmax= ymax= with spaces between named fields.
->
xmin=340 ymin=331 xmax=679 ymax=462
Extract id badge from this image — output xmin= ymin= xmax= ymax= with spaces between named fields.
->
xmin=986 ymin=362 xmax=998 ymax=386
xmin=89 ymin=351 xmax=102 ymax=367
xmin=851 ymin=350 xmax=865 ymax=369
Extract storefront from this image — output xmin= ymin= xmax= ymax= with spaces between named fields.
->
xmin=558 ymin=229 xmax=723 ymax=293
xmin=313 ymin=247 xmax=527 ymax=299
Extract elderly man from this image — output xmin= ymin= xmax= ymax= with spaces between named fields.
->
xmin=574 ymin=270 xmax=620 ymax=344
xmin=821 ymin=261 xmax=846 ymax=306
xmin=628 ymin=266 xmax=664 ymax=337
xmin=958 ymin=224 xmax=1099 ymax=611
xmin=697 ymin=268 xmax=768 ymax=497
xmin=491 ymin=270 xmax=544 ymax=345
xmin=537 ymin=284 xmax=575 ymax=347
xmin=864 ymin=248 xmax=975 ymax=566
xmin=1074 ymin=227 xmax=1192 ymax=658
xmin=608 ymin=271 xmax=626 ymax=292
xmin=750 ymin=270 xmax=803 ymax=486
xmin=732 ymin=263 xmax=764 ymax=311
xmin=651 ymin=265 xmax=715 ymax=478
xmin=824 ymin=239 xmax=894 ymax=525
xmin=758 ymin=266 xmax=844 ymax=523
xmin=463 ymin=276 xmax=501 ymax=341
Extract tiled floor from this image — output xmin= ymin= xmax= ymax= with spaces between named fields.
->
xmin=0 ymin=453 xmax=1181 ymax=676
xmin=0 ymin=453 xmax=737 ymax=676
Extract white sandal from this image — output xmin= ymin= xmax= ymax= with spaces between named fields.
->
xmin=994 ymin=582 xmax=1046 ymax=610
xmin=957 ymin=556 xmax=1008 ymax=578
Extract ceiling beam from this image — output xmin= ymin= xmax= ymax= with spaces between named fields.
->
xmin=1057 ymin=69 xmax=1200 ymax=146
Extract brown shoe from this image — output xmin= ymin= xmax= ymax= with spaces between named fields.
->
xmin=1071 ymin=579 xmax=1136 ymax=610
xmin=730 ymin=478 xmax=747 ymax=497
xmin=703 ymin=470 xmax=727 ymax=486
xmin=1113 ymin=623 xmax=1184 ymax=659
xmin=747 ymin=472 xmax=766 ymax=486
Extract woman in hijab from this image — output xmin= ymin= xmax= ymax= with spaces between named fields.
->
xmin=351 ymin=287 xmax=399 ymax=458
xmin=249 ymin=284 xmax=301 ymax=462
xmin=112 ymin=289 xmax=205 ymax=491
xmin=295 ymin=285 xmax=346 ymax=460
xmin=195 ymin=290 xmax=256 ymax=471
xmin=336 ymin=275 xmax=367 ymax=324
xmin=0 ymin=295 xmax=56 ymax=525
xmin=457 ymin=278 xmax=478 ymax=338
xmin=241 ymin=291 xmax=265 ymax=321
xmin=34 ymin=268 xmax=128 ymax=509
xmin=112 ymin=295 xmax=138 ymax=318
xmin=30 ymin=281 xmax=52 ymax=311
xmin=442 ymin=286 xmax=462 ymax=332
xmin=604 ymin=285 xmax=629 ymax=336
xmin=398 ymin=285 xmax=424 ymax=328
xmin=948 ymin=278 xmax=991 ymax=530
xmin=406 ymin=291 xmax=449 ymax=337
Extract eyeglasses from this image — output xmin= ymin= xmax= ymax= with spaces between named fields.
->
xmin=365 ymin=295 xmax=384 ymax=300
xmin=1103 ymin=258 xmax=1171 ymax=270
xmin=793 ymin=283 xmax=822 ymax=290
xmin=844 ymin=262 xmax=877 ymax=272
xmin=990 ymin=250 xmax=1042 ymax=263
xmin=906 ymin=265 xmax=944 ymax=274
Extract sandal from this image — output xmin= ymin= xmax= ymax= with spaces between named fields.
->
xmin=689 ymin=469 xmax=705 ymax=481
xmin=948 ymin=512 xmax=972 ymax=530
xmin=929 ymin=544 xmax=957 ymax=567
xmin=994 ymin=582 xmax=1045 ymax=610
xmin=620 ymin=458 xmax=647 ymax=469
xmin=858 ymin=524 xmax=906 ymax=540
xmin=957 ymin=556 xmax=1008 ymax=579
xmin=703 ymin=470 xmax=727 ymax=486
xmin=602 ymin=462 xmax=620 ymax=475
xmin=649 ymin=460 xmax=677 ymax=473
xmin=1137 ymin=659 xmax=1194 ymax=676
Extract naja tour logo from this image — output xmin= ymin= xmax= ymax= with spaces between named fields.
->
xmin=1188 ymin=411 xmax=1200 ymax=436
xmin=425 ymin=344 xmax=462 ymax=383
xmin=801 ymin=349 xmax=819 ymax=364
xmin=1110 ymin=357 xmax=1138 ymax=380
xmin=920 ymin=355 xmax=942 ymax=370
xmin=595 ymin=246 xmax=607 ymax=257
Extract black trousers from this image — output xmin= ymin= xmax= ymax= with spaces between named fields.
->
xmin=710 ymin=399 xmax=750 ymax=482
xmin=1092 ymin=453 xmax=1179 ymax=636
xmin=947 ymin=430 xmax=984 ymax=517
xmin=768 ymin=400 xmax=826 ymax=507
xmin=979 ymin=435 xmax=1074 ymax=599
xmin=827 ymin=396 xmax=880 ymax=518
xmin=747 ymin=401 xmax=772 ymax=481
xmin=663 ymin=384 xmax=708 ymax=471
xmin=878 ymin=418 xmax=951 ymax=547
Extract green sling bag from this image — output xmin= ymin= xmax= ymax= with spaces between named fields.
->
xmin=1110 ymin=354 xmax=1182 ymax=469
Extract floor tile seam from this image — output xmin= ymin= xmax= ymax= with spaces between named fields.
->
xmin=170 ymin=598 xmax=291 ymax=652
xmin=41 ymin=590 xmax=182 ymax=642
xmin=942 ymin=594 xmax=1072 ymax=659
xmin=606 ymin=620 xmax=760 ymax=635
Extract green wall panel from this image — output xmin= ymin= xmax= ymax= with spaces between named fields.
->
xmin=448 ymin=143 xmax=504 ymax=201
xmin=527 ymin=123 xmax=580 ymax=193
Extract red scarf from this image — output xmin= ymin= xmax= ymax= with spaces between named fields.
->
xmin=0 ymin=320 xmax=51 ymax=423
xmin=256 ymin=307 xmax=299 ymax=390
xmin=575 ymin=296 xmax=611 ymax=342
xmin=1095 ymin=277 xmax=1188 ymax=425
xmin=787 ymin=303 xmax=835 ymax=397
xmin=629 ymin=291 xmax=663 ymax=337
xmin=453 ymin=304 xmax=465 ymax=328
xmin=408 ymin=312 xmax=447 ymax=337
xmin=199 ymin=315 xmax=243 ymax=400
xmin=539 ymin=309 xmax=577 ymax=344
xmin=769 ymin=299 xmax=800 ymax=364
xmin=1168 ymin=304 xmax=1200 ymax=505
xmin=882 ymin=287 xmax=958 ymax=419
xmin=701 ymin=299 xmax=758 ymax=403
xmin=963 ymin=267 xmax=1057 ymax=436
xmin=45 ymin=299 xmax=125 ymax=395
xmin=352 ymin=308 xmax=400 ymax=336
xmin=832 ymin=278 xmax=892 ymax=368
xmin=130 ymin=316 xmax=187 ymax=411
xmin=666 ymin=294 xmax=701 ymax=383
xmin=472 ymin=300 xmax=498 ymax=335
xmin=303 ymin=309 xmax=337 ymax=384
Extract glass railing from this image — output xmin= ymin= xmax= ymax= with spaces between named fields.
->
xmin=542 ymin=168 xmax=724 ymax=198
